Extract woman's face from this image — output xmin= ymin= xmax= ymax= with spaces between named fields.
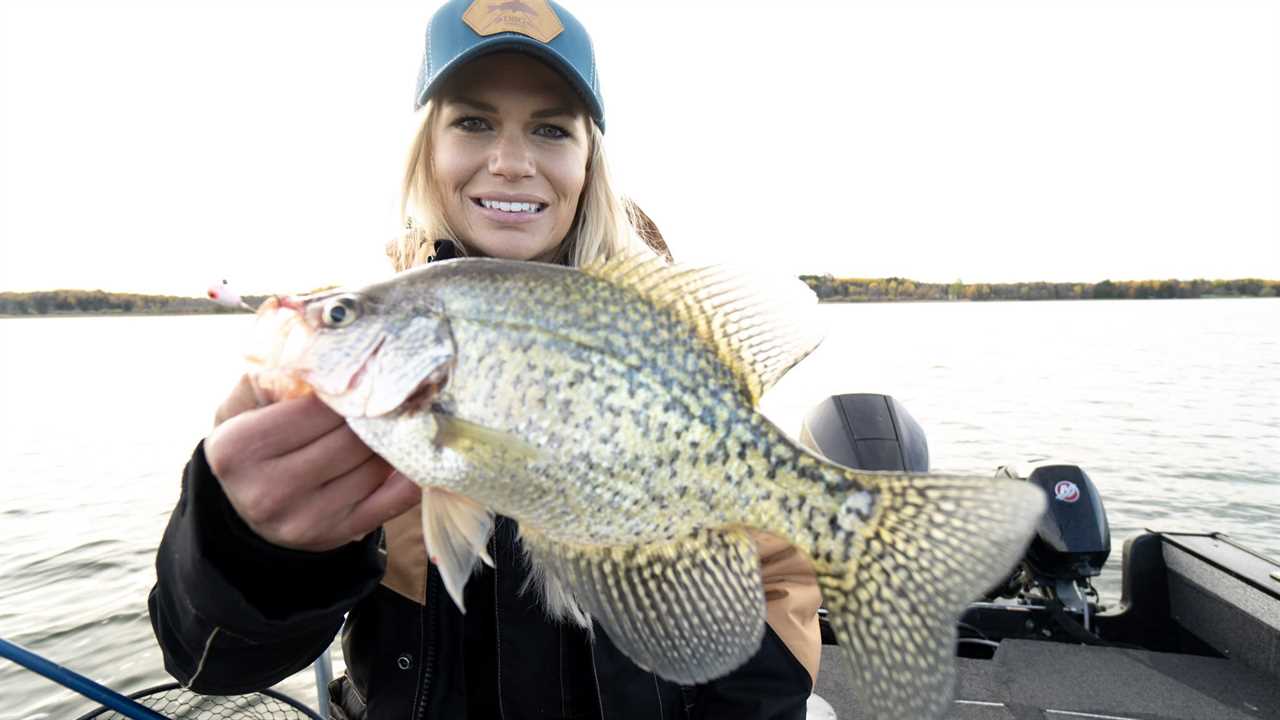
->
xmin=432 ymin=53 xmax=591 ymax=262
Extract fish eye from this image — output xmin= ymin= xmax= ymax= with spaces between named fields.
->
xmin=321 ymin=295 xmax=360 ymax=328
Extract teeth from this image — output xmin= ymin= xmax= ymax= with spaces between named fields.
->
xmin=481 ymin=199 xmax=542 ymax=213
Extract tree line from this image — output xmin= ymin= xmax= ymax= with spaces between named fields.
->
xmin=798 ymin=277 xmax=1280 ymax=302
xmin=0 ymin=290 xmax=269 ymax=316
xmin=2 ymin=278 xmax=1277 ymax=316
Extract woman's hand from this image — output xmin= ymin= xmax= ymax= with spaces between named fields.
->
xmin=204 ymin=375 xmax=422 ymax=552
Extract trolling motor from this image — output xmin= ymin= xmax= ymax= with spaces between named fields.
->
xmin=986 ymin=462 xmax=1111 ymax=633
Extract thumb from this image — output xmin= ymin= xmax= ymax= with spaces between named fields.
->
xmin=214 ymin=374 xmax=263 ymax=428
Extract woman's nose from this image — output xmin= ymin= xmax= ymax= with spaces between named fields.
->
xmin=488 ymin=132 xmax=535 ymax=180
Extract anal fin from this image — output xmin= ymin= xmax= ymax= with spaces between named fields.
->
xmin=421 ymin=485 xmax=495 ymax=614
xmin=521 ymin=527 xmax=767 ymax=684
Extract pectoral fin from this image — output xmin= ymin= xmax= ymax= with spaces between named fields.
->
xmin=521 ymin=527 xmax=767 ymax=684
xmin=421 ymin=486 xmax=495 ymax=613
xmin=433 ymin=413 xmax=541 ymax=466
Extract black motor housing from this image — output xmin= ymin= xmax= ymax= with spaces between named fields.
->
xmin=1010 ymin=464 xmax=1111 ymax=581
xmin=799 ymin=393 xmax=929 ymax=472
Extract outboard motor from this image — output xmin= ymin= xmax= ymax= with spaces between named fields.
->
xmin=991 ymin=462 xmax=1110 ymax=630
xmin=800 ymin=397 xmax=1116 ymax=650
xmin=799 ymin=394 xmax=929 ymax=648
xmin=799 ymin=393 xmax=929 ymax=472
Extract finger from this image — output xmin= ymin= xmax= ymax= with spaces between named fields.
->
xmin=343 ymin=471 xmax=423 ymax=541
xmin=212 ymin=393 xmax=346 ymax=463
xmin=310 ymin=454 xmax=397 ymax=516
xmin=224 ymin=423 xmax=380 ymax=528
xmin=267 ymin=454 xmax=396 ymax=549
xmin=273 ymin=421 xmax=381 ymax=487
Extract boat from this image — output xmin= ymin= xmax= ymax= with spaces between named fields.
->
xmin=5 ymin=393 xmax=1277 ymax=719
xmin=803 ymin=394 xmax=1280 ymax=720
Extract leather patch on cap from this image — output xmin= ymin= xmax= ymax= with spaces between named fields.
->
xmin=463 ymin=0 xmax=564 ymax=44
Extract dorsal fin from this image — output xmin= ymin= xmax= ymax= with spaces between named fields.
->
xmin=581 ymin=252 xmax=824 ymax=405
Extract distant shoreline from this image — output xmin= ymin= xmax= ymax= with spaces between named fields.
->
xmin=4 ymin=294 xmax=1277 ymax=319
xmin=0 ymin=291 xmax=269 ymax=318
xmin=2 ymin=278 xmax=1276 ymax=316
xmin=799 ymin=276 xmax=1278 ymax=303
xmin=0 ymin=310 xmax=251 ymax=319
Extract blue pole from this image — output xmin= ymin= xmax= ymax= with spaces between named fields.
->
xmin=0 ymin=637 xmax=171 ymax=720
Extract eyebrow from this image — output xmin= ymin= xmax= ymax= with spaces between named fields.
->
xmin=450 ymin=96 xmax=579 ymax=120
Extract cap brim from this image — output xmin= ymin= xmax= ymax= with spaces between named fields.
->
xmin=415 ymin=34 xmax=603 ymax=130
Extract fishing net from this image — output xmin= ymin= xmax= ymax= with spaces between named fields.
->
xmin=73 ymin=683 xmax=324 ymax=720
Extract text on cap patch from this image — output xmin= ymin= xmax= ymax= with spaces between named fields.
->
xmin=463 ymin=0 xmax=564 ymax=44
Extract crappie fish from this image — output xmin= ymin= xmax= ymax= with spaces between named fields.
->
xmin=249 ymin=254 xmax=1045 ymax=720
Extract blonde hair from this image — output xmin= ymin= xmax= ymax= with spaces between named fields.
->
xmin=388 ymin=99 xmax=651 ymax=272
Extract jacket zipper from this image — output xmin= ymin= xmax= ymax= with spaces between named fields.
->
xmin=588 ymin=638 xmax=605 ymax=720
xmin=413 ymin=570 xmax=439 ymax=720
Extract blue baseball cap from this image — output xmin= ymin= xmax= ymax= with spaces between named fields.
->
xmin=414 ymin=0 xmax=605 ymax=131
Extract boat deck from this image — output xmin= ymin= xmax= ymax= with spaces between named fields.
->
xmin=813 ymin=639 xmax=1280 ymax=719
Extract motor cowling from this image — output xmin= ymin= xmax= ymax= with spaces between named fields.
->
xmin=799 ymin=393 xmax=929 ymax=472
xmin=997 ymin=463 xmax=1110 ymax=583
xmin=800 ymin=394 xmax=931 ymax=646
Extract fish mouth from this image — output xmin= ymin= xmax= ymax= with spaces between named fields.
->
xmin=247 ymin=294 xmax=457 ymax=418
xmin=327 ymin=336 xmax=454 ymax=418
xmin=395 ymin=359 xmax=453 ymax=415
xmin=244 ymin=296 xmax=317 ymax=402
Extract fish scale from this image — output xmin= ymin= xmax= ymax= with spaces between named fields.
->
xmin=251 ymin=253 xmax=1047 ymax=720
xmin=447 ymin=325 xmax=728 ymax=542
xmin=454 ymin=311 xmax=765 ymax=534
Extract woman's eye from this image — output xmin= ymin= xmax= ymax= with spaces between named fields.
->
xmin=455 ymin=116 xmax=490 ymax=132
xmin=534 ymin=124 xmax=570 ymax=140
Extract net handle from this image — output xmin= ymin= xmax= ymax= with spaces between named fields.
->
xmin=0 ymin=637 xmax=171 ymax=720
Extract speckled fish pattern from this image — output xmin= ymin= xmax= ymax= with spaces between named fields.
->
xmin=263 ymin=255 xmax=1046 ymax=720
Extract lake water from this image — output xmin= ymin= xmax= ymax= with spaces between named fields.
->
xmin=1 ymin=300 xmax=1277 ymax=719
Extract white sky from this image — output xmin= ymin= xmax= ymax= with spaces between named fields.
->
xmin=1 ymin=0 xmax=1277 ymax=296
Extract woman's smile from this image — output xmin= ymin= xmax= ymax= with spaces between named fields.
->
xmin=468 ymin=194 xmax=550 ymax=225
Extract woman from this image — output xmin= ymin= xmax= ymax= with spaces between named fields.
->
xmin=149 ymin=1 xmax=820 ymax=717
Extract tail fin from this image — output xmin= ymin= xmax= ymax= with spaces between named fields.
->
xmin=818 ymin=470 xmax=1045 ymax=720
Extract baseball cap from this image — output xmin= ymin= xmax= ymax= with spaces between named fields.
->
xmin=414 ymin=0 xmax=605 ymax=131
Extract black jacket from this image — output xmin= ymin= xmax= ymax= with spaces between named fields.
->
xmin=149 ymin=443 xmax=813 ymax=719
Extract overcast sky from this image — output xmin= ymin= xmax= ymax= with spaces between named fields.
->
xmin=2 ymin=0 xmax=1276 ymax=296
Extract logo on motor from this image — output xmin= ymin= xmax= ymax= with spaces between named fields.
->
xmin=1054 ymin=480 xmax=1080 ymax=503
